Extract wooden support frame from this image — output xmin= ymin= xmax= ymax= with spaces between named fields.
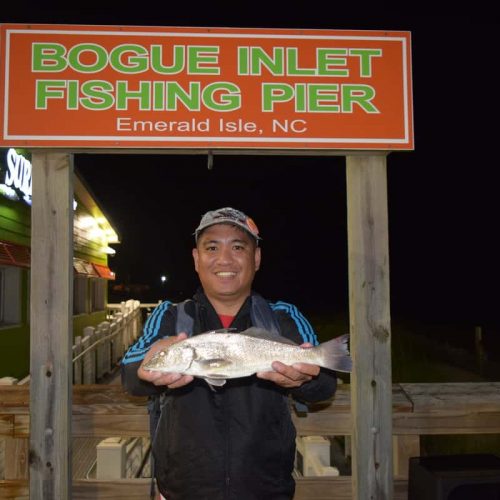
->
xmin=29 ymin=152 xmax=74 ymax=499
xmin=347 ymin=155 xmax=393 ymax=499
xmin=24 ymin=150 xmax=393 ymax=498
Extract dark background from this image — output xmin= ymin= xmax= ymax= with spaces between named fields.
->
xmin=2 ymin=7 xmax=498 ymax=333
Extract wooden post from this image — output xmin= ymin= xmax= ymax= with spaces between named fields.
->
xmin=346 ymin=155 xmax=393 ymax=499
xmin=30 ymin=152 xmax=73 ymax=499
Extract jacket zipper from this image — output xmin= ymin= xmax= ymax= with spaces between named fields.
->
xmin=224 ymin=390 xmax=231 ymax=498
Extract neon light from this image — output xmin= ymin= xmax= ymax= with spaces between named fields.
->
xmin=1 ymin=148 xmax=32 ymax=204
xmin=1 ymin=149 xmax=78 ymax=209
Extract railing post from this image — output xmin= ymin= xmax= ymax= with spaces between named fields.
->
xmin=100 ymin=322 xmax=111 ymax=374
xmin=82 ymin=327 xmax=96 ymax=384
xmin=73 ymin=336 xmax=82 ymax=385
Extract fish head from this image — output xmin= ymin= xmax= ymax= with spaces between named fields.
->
xmin=143 ymin=343 xmax=194 ymax=373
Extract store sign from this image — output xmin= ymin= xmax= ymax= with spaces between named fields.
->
xmin=0 ymin=148 xmax=32 ymax=204
xmin=0 ymin=25 xmax=413 ymax=150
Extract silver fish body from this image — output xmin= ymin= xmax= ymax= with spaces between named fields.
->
xmin=143 ymin=327 xmax=351 ymax=387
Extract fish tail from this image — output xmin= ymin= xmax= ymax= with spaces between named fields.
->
xmin=317 ymin=334 xmax=352 ymax=373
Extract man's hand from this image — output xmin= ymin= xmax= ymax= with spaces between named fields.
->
xmin=137 ymin=333 xmax=194 ymax=389
xmin=256 ymin=342 xmax=320 ymax=388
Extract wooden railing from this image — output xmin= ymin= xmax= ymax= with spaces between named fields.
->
xmin=1 ymin=300 xmax=143 ymax=388
xmin=72 ymin=300 xmax=142 ymax=384
xmin=1 ymin=382 xmax=499 ymax=499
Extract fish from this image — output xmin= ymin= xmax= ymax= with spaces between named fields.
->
xmin=143 ymin=327 xmax=352 ymax=387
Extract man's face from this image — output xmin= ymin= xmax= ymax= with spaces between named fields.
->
xmin=192 ymin=223 xmax=261 ymax=305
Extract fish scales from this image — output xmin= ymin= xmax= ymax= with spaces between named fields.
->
xmin=143 ymin=327 xmax=351 ymax=388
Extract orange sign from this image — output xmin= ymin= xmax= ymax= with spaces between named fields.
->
xmin=0 ymin=25 xmax=413 ymax=150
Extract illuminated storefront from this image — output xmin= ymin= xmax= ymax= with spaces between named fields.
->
xmin=0 ymin=148 xmax=120 ymax=378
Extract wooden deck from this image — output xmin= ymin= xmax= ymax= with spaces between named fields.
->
xmin=1 ymin=382 xmax=500 ymax=498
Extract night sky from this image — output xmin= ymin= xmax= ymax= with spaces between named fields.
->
xmin=2 ymin=8 xmax=498 ymax=329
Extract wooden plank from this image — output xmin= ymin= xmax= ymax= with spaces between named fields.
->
xmin=346 ymin=154 xmax=392 ymax=499
xmin=0 ymin=386 xmax=30 ymax=409
xmin=400 ymin=382 xmax=500 ymax=411
xmin=3 ymin=383 xmax=500 ymax=436
xmin=0 ymin=480 xmax=29 ymax=499
xmin=293 ymin=385 xmax=411 ymax=436
xmin=394 ymin=410 xmax=500 ymax=434
xmin=0 ymin=477 xmax=408 ymax=499
xmin=0 ymin=416 xmax=14 ymax=437
xmin=392 ymin=435 xmax=420 ymax=479
xmin=0 ymin=384 xmax=144 ymax=408
xmin=7 ymin=406 xmax=500 ymax=438
xmin=4 ymin=438 xmax=28 ymax=479
xmin=72 ymin=479 xmax=151 ymax=498
xmin=30 ymin=152 xmax=74 ymax=499
xmin=396 ymin=382 xmax=500 ymax=434
xmin=294 ymin=477 xmax=408 ymax=500
xmin=72 ymin=414 xmax=149 ymax=438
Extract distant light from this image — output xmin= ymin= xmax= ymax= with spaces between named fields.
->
xmin=161 ymin=275 xmax=167 ymax=283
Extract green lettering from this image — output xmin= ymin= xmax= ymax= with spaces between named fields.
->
xmin=153 ymin=81 xmax=165 ymax=110
xmin=151 ymin=45 xmax=185 ymax=74
xmin=250 ymin=47 xmax=284 ymax=76
xmin=317 ymin=49 xmax=349 ymax=76
xmin=349 ymin=49 xmax=382 ymax=77
xmin=80 ymin=80 xmax=115 ymax=110
xmin=166 ymin=82 xmax=200 ymax=111
xmin=67 ymin=80 xmax=79 ymax=109
xmin=35 ymin=80 xmax=66 ymax=108
xmin=116 ymin=81 xmax=151 ymax=110
xmin=68 ymin=43 xmax=107 ymax=73
xmin=202 ymin=82 xmax=240 ymax=111
xmin=342 ymin=84 xmax=378 ymax=112
xmin=32 ymin=43 xmax=67 ymax=72
xmin=286 ymin=48 xmax=315 ymax=75
xmin=188 ymin=46 xmax=220 ymax=74
xmin=238 ymin=46 xmax=249 ymax=75
xmin=262 ymin=83 xmax=294 ymax=112
xmin=295 ymin=83 xmax=306 ymax=112
xmin=110 ymin=44 xmax=148 ymax=73
xmin=308 ymin=84 xmax=340 ymax=112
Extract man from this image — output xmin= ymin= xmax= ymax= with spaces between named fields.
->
xmin=121 ymin=207 xmax=337 ymax=499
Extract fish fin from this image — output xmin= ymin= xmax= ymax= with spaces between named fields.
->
xmin=195 ymin=358 xmax=232 ymax=368
xmin=204 ymin=377 xmax=227 ymax=387
xmin=242 ymin=327 xmax=298 ymax=345
xmin=317 ymin=334 xmax=352 ymax=373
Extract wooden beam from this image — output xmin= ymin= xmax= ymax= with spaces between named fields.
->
xmin=30 ymin=152 xmax=74 ymax=499
xmin=346 ymin=155 xmax=392 ymax=499
xmin=3 ymin=383 xmax=500 ymax=438
xmin=0 ymin=477 xmax=410 ymax=499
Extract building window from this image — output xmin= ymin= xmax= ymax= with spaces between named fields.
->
xmin=91 ymin=278 xmax=106 ymax=312
xmin=73 ymin=274 xmax=88 ymax=315
xmin=0 ymin=265 xmax=21 ymax=327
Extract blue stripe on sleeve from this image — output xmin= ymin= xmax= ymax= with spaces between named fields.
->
xmin=270 ymin=301 xmax=318 ymax=346
xmin=121 ymin=301 xmax=173 ymax=365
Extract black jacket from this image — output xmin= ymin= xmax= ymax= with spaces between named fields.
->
xmin=121 ymin=290 xmax=337 ymax=500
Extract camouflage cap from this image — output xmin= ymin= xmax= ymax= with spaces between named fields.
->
xmin=194 ymin=207 xmax=261 ymax=242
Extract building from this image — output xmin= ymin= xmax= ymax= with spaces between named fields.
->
xmin=0 ymin=147 xmax=119 ymax=379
